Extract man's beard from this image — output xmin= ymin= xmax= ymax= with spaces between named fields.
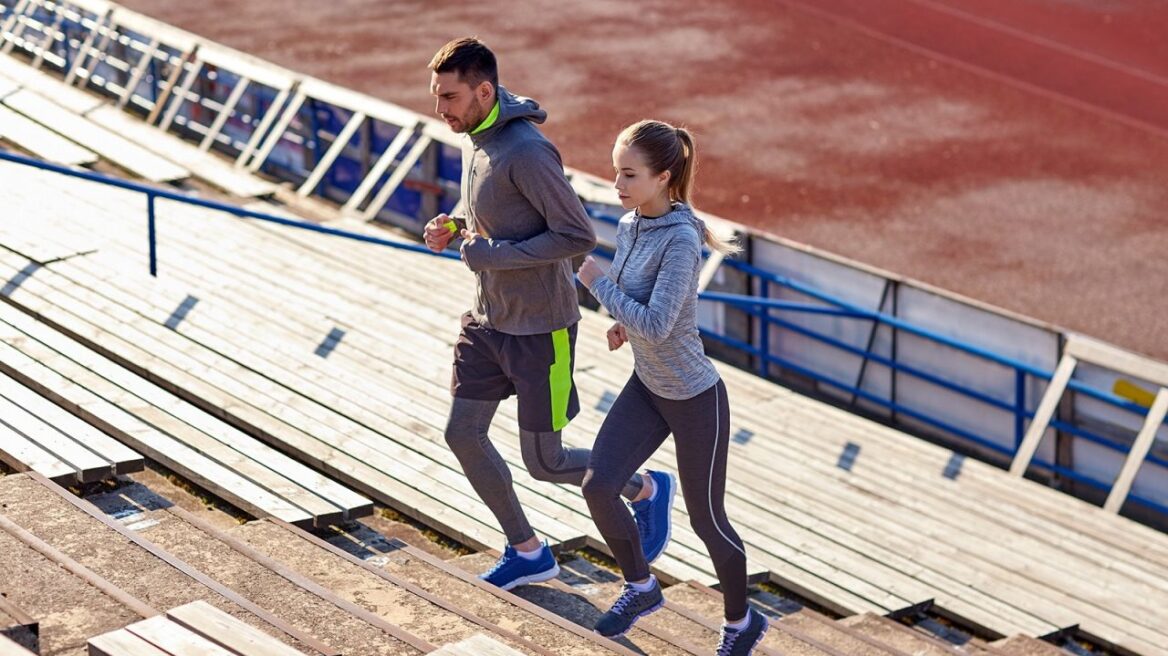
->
xmin=456 ymin=96 xmax=488 ymax=134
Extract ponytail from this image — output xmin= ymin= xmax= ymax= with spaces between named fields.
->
xmin=618 ymin=119 xmax=740 ymax=256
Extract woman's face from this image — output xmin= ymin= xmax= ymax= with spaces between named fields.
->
xmin=612 ymin=143 xmax=669 ymax=211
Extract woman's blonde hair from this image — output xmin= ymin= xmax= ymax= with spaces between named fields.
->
xmin=617 ymin=119 xmax=740 ymax=256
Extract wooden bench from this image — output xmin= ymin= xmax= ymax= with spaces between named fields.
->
xmin=90 ymin=600 xmax=308 ymax=656
xmin=0 ymin=368 xmax=143 ymax=484
xmin=87 ymin=105 xmax=278 ymax=199
xmin=0 ymin=297 xmax=371 ymax=529
xmin=0 ymin=103 xmax=97 ymax=166
xmin=2 ymin=89 xmax=189 ymax=183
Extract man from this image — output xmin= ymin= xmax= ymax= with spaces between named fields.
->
xmin=423 ymin=37 xmax=676 ymax=590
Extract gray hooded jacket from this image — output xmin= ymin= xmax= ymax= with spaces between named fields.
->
xmin=456 ymin=87 xmax=597 ymax=335
xmin=586 ymin=204 xmax=720 ymax=400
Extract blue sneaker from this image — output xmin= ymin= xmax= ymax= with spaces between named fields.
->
xmin=479 ymin=543 xmax=560 ymax=591
xmin=716 ymin=608 xmax=769 ymax=655
xmin=594 ymin=578 xmax=665 ymax=638
xmin=631 ymin=470 xmax=675 ymax=564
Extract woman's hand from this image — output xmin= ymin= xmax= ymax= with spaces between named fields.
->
xmin=576 ymin=255 xmax=606 ymax=288
xmin=606 ymin=322 xmax=628 ymax=351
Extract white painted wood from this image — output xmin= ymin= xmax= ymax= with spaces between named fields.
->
xmin=1067 ymin=334 xmax=1168 ymax=388
xmin=1104 ymin=388 xmax=1168 ymax=513
xmin=235 ymin=85 xmax=289 ymax=168
xmin=88 ymin=105 xmax=276 ymax=197
xmin=3 ymin=88 xmax=188 ymax=181
xmin=359 ymin=133 xmax=431 ymax=221
xmin=0 ymin=103 xmax=97 ymax=166
xmin=198 ymin=74 xmax=247 ymax=150
xmin=115 ymin=37 xmax=159 ymax=110
xmin=297 ymin=110 xmax=364 ymax=197
xmin=1009 ymin=353 xmax=1077 ymax=477
xmin=245 ymin=87 xmax=304 ymax=172
xmin=157 ymin=59 xmax=202 ymax=132
xmin=340 ymin=121 xmax=415 ymax=214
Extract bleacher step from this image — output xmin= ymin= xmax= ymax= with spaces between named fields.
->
xmin=322 ymin=523 xmax=634 ymax=656
xmin=0 ymin=510 xmax=141 ymax=656
xmin=453 ymin=552 xmax=700 ymax=655
xmin=0 ymin=596 xmax=36 ymax=654
xmin=0 ymin=473 xmax=342 ymax=656
xmin=661 ymin=579 xmax=844 ymax=656
xmin=225 ymin=518 xmax=550 ymax=655
xmin=838 ymin=613 xmax=974 ymax=655
xmin=989 ymin=636 xmax=1075 ymax=656
xmin=101 ymin=495 xmax=434 ymax=655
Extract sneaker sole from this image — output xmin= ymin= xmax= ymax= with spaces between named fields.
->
xmin=495 ymin=561 xmax=561 ymax=592
xmin=645 ymin=471 xmax=676 ymax=564
xmin=593 ymin=598 xmax=665 ymax=639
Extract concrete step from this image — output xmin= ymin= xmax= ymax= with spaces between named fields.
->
xmin=779 ymin=609 xmax=910 ymax=656
xmin=0 ymin=472 xmax=348 ymax=656
xmin=322 ymin=523 xmax=633 ymax=656
xmin=91 ymin=487 xmax=433 ymax=656
xmin=839 ymin=613 xmax=971 ymax=656
xmin=226 ymin=518 xmax=549 ymax=655
xmin=989 ymin=636 xmax=1075 ymax=656
xmin=0 ymin=596 xmax=38 ymax=654
xmin=453 ymin=552 xmax=700 ymax=655
xmin=0 ymin=510 xmax=141 ymax=656
xmin=661 ymin=580 xmax=843 ymax=656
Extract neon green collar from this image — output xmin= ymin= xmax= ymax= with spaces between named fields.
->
xmin=471 ymin=101 xmax=501 ymax=135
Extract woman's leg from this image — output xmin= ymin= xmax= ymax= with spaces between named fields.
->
xmin=581 ymin=373 xmax=671 ymax=583
xmin=664 ymin=379 xmax=749 ymax=622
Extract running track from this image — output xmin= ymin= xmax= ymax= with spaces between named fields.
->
xmin=116 ymin=0 xmax=1168 ymax=360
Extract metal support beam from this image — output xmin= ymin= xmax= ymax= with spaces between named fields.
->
xmin=245 ymin=87 xmax=304 ymax=172
xmin=360 ymin=133 xmax=432 ymax=221
xmin=341 ymin=122 xmax=416 ymax=214
xmin=198 ymin=74 xmax=248 ymax=150
xmin=297 ymin=110 xmax=365 ymax=197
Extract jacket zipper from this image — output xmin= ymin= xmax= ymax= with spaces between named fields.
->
xmin=616 ymin=219 xmax=641 ymax=287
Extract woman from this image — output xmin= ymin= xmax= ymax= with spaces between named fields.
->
xmin=576 ymin=120 xmax=768 ymax=654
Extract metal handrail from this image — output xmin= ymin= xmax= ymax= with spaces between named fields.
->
xmin=5 ymin=148 xmax=1165 ymax=515
xmin=0 ymin=149 xmax=460 ymax=279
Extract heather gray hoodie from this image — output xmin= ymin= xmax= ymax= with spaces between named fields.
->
xmin=586 ymin=204 xmax=721 ymax=400
xmin=456 ymin=87 xmax=597 ymax=335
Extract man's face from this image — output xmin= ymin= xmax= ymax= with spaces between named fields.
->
xmin=431 ymin=71 xmax=488 ymax=134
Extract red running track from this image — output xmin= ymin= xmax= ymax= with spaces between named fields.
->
xmin=115 ymin=0 xmax=1168 ymax=360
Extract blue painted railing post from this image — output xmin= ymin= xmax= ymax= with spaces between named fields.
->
xmin=758 ymin=280 xmax=770 ymax=377
xmin=1015 ymin=368 xmax=1027 ymax=452
xmin=147 ymin=193 xmax=158 ymax=277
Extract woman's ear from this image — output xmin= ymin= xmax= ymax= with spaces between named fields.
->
xmin=658 ymin=169 xmax=672 ymax=188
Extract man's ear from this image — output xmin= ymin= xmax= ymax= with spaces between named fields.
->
xmin=476 ymin=80 xmax=495 ymax=103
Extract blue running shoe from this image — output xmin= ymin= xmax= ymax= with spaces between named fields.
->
xmin=479 ymin=542 xmax=560 ymax=591
xmin=594 ymin=578 xmax=665 ymax=638
xmin=716 ymin=608 xmax=770 ymax=656
xmin=631 ymin=470 xmax=675 ymax=564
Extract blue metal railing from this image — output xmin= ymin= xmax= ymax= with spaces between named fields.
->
xmin=587 ymin=206 xmax=1168 ymax=516
xmin=0 ymin=150 xmax=460 ymax=276
xmin=4 ymin=148 xmax=1166 ymax=517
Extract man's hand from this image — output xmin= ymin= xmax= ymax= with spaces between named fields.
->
xmin=459 ymin=228 xmax=482 ymax=266
xmin=606 ymin=322 xmax=628 ymax=351
xmin=576 ymin=255 xmax=606 ymax=288
xmin=424 ymin=213 xmax=458 ymax=253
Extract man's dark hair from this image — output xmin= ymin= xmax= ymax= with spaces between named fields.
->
xmin=429 ymin=37 xmax=499 ymax=92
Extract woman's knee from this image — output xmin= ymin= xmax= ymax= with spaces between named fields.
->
xmin=581 ymin=470 xmax=623 ymax=504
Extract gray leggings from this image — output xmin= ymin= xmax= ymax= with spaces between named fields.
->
xmin=582 ymin=374 xmax=748 ymax=621
xmin=444 ymin=397 xmax=644 ymax=545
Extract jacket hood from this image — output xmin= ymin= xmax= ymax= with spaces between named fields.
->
xmin=470 ymin=86 xmax=545 ymax=143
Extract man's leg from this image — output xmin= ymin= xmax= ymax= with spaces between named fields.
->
xmin=520 ymin=429 xmax=644 ymax=500
xmin=444 ymin=397 xmax=533 ymax=545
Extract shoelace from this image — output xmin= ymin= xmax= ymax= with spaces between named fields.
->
xmin=715 ymin=627 xmax=740 ymax=656
xmin=610 ymin=584 xmax=643 ymax=616
xmin=483 ymin=550 xmax=514 ymax=577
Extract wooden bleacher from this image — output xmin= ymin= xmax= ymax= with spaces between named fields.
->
xmin=1 ymin=159 xmax=1166 ymax=655
xmin=0 ymin=368 xmax=143 ymax=484
xmin=89 ymin=600 xmax=309 ymax=656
